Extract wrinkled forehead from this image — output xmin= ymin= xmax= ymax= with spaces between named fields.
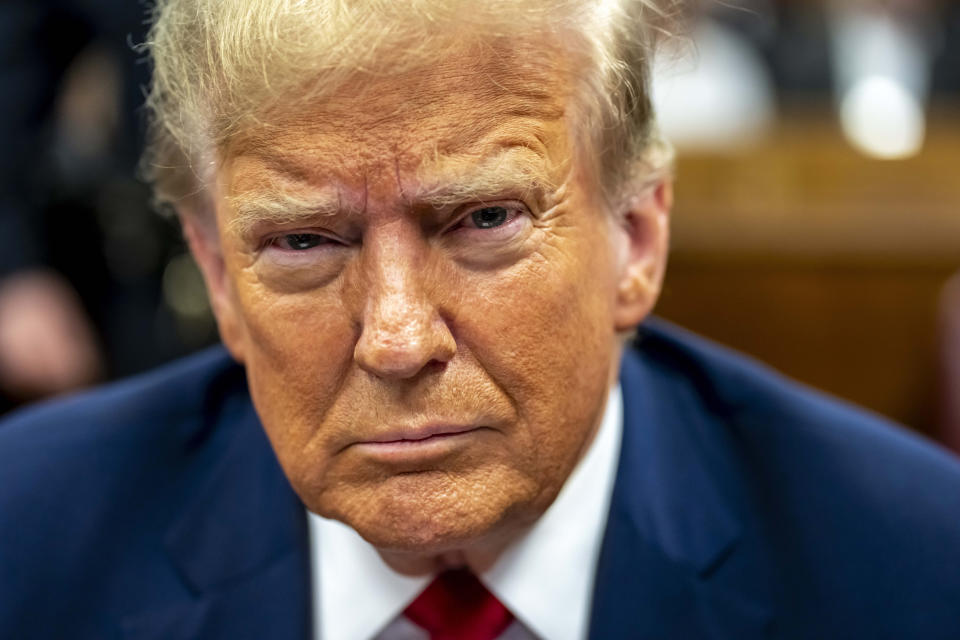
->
xmin=222 ymin=42 xmax=578 ymax=206
xmin=234 ymin=42 xmax=570 ymax=157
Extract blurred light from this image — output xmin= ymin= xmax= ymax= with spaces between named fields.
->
xmin=828 ymin=2 xmax=930 ymax=160
xmin=653 ymin=21 xmax=775 ymax=152
xmin=839 ymin=75 xmax=926 ymax=160
xmin=162 ymin=254 xmax=211 ymax=319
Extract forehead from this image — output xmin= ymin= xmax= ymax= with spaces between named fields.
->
xmin=226 ymin=44 xmax=573 ymax=194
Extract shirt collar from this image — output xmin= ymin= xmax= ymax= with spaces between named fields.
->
xmin=310 ymin=384 xmax=624 ymax=640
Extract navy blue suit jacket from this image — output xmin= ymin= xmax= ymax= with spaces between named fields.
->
xmin=2 ymin=320 xmax=959 ymax=639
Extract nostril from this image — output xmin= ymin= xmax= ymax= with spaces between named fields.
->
xmin=423 ymin=359 xmax=448 ymax=374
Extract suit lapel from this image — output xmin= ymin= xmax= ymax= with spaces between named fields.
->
xmin=589 ymin=343 xmax=773 ymax=638
xmin=122 ymin=387 xmax=311 ymax=640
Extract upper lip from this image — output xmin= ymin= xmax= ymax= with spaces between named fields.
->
xmin=361 ymin=423 xmax=482 ymax=444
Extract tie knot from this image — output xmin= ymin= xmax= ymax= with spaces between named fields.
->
xmin=404 ymin=569 xmax=514 ymax=640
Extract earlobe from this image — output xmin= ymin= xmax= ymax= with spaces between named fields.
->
xmin=613 ymin=179 xmax=672 ymax=332
xmin=179 ymin=211 xmax=247 ymax=363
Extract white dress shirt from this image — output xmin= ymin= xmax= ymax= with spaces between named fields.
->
xmin=309 ymin=385 xmax=624 ymax=640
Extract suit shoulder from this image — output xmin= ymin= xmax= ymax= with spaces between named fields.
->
xmin=632 ymin=318 xmax=960 ymax=523
xmin=0 ymin=347 xmax=260 ymax=635
xmin=0 ymin=345 xmax=246 ymax=492
xmin=625 ymin=319 xmax=960 ymax=635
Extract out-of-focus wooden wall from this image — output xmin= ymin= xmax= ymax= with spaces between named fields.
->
xmin=656 ymin=106 xmax=960 ymax=441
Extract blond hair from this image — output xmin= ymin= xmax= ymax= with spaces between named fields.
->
xmin=141 ymin=0 xmax=680 ymax=215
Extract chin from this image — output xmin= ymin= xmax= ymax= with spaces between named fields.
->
xmin=317 ymin=467 xmax=545 ymax=555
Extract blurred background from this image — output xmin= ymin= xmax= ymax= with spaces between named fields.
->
xmin=0 ymin=0 xmax=958 ymax=453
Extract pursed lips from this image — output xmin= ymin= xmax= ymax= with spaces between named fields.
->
xmin=362 ymin=423 xmax=484 ymax=444
xmin=347 ymin=423 xmax=492 ymax=464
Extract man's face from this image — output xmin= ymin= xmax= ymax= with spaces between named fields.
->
xmin=193 ymin=46 xmax=663 ymax=559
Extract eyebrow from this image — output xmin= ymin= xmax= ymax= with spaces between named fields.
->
xmin=411 ymin=145 xmax=560 ymax=209
xmin=226 ymin=145 xmax=561 ymax=236
xmin=227 ymin=185 xmax=343 ymax=237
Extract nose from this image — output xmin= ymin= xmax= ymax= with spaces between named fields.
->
xmin=353 ymin=236 xmax=456 ymax=380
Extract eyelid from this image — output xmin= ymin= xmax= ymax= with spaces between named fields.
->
xmin=262 ymin=229 xmax=344 ymax=252
xmin=446 ymin=200 xmax=530 ymax=232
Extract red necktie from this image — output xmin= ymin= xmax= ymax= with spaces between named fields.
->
xmin=404 ymin=569 xmax=515 ymax=640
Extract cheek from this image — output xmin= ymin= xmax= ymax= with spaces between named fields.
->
xmin=455 ymin=220 xmax=619 ymax=469
xmin=464 ymin=213 xmax=618 ymax=372
xmin=227 ymin=265 xmax=356 ymax=452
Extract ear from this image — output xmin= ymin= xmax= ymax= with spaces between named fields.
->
xmin=613 ymin=178 xmax=672 ymax=332
xmin=179 ymin=209 xmax=247 ymax=363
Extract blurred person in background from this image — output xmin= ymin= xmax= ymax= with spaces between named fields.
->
xmin=0 ymin=0 xmax=214 ymax=411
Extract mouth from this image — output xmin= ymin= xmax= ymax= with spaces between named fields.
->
xmin=365 ymin=423 xmax=482 ymax=444
xmin=349 ymin=424 xmax=491 ymax=464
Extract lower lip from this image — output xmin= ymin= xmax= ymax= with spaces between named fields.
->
xmin=352 ymin=429 xmax=487 ymax=464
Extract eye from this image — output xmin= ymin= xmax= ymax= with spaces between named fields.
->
xmin=272 ymin=233 xmax=333 ymax=251
xmin=461 ymin=205 xmax=514 ymax=230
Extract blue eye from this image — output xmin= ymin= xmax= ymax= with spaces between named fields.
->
xmin=279 ymin=234 xmax=329 ymax=250
xmin=469 ymin=206 xmax=509 ymax=229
